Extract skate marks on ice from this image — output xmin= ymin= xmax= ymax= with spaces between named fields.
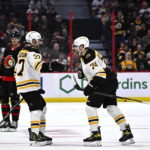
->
xmin=0 ymin=102 xmax=150 ymax=150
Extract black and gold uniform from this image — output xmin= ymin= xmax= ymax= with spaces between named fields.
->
xmin=81 ymin=48 xmax=118 ymax=108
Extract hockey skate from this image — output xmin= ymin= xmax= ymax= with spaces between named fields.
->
xmin=28 ymin=128 xmax=52 ymax=146
xmin=9 ymin=121 xmax=18 ymax=132
xmin=38 ymin=131 xmax=52 ymax=145
xmin=0 ymin=121 xmax=11 ymax=132
xmin=119 ymin=124 xmax=135 ymax=145
xmin=83 ymin=126 xmax=102 ymax=146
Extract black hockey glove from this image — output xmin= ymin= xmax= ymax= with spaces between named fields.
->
xmin=78 ymin=68 xmax=85 ymax=79
xmin=38 ymin=89 xmax=45 ymax=94
xmin=49 ymin=60 xmax=65 ymax=72
xmin=84 ymin=83 xmax=94 ymax=96
xmin=84 ymin=76 xmax=106 ymax=96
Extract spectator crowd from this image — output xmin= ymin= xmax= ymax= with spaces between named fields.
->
xmin=0 ymin=0 xmax=70 ymax=72
xmin=90 ymin=0 xmax=150 ymax=71
xmin=1 ymin=0 xmax=150 ymax=71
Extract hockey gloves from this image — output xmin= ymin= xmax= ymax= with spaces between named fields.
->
xmin=84 ymin=83 xmax=94 ymax=96
xmin=49 ymin=60 xmax=65 ymax=72
xmin=78 ymin=68 xmax=85 ymax=79
xmin=37 ymin=89 xmax=45 ymax=94
xmin=84 ymin=76 xmax=106 ymax=96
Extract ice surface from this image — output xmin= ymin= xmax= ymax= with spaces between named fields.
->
xmin=0 ymin=102 xmax=150 ymax=150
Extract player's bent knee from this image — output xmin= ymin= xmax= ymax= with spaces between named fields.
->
xmin=42 ymin=106 xmax=47 ymax=115
xmin=85 ymin=105 xmax=97 ymax=113
xmin=106 ymin=105 xmax=118 ymax=114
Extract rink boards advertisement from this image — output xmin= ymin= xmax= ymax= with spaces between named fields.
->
xmin=41 ymin=72 xmax=150 ymax=102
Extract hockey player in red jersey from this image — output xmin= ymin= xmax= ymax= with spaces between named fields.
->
xmin=73 ymin=36 xmax=135 ymax=146
xmin=0 ymin=31 xmax=23 ymax=131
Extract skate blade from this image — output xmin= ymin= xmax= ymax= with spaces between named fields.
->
xmin=121 ymin=138 xmax=135 ymax=145
xmin=84 ymin=141 xmax=102 ymax=147
xmin=40 ymin=140 xmax=53 ymax=146
xmin=9 ymin=128 xmax=17 ymax=132
xmin=0 ymin=128 xmax=10 ymax=132
xmin=30 ymin=141 xmax=52 ymax=146
xmin=30 ymin=141 xmax=41 ymax=147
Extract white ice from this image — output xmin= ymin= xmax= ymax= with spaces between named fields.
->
xmin=0 ymin=102 xmax=150 ymax=150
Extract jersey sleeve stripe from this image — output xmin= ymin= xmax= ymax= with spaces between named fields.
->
xmin=36 ymin=62 xmax=44 ymax=71
xmin=95 ymin=72 xmax=106 ymax=78
xmin=34 ymin=60 xmax=41 ymax=69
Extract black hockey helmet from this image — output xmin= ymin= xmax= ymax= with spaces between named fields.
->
xmin=10 ymin=30 xmax=20 ymax=38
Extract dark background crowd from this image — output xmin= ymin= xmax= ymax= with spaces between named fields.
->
xmin=0 ymin=0 xmax=150 ymax=71
xmin=90 ymin=0 xmax=150 ymax=71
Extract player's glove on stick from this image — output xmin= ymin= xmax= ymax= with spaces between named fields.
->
xmin=78 ymin=68 xmax=85 ymax=79
xmin=49 ymin=60 xmax=65 ymax=72
xmin=84 ymin=76 xmax=106 ymax=96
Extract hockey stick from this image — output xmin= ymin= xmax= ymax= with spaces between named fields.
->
xmin=72 ymin=75 xmax=150 ymax=105
xmin=0 ymin=97 xmax=24 ymax=125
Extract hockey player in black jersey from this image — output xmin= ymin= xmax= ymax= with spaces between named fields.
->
xmin=73 ymin=36 xmax=135 ymax=146
xmin=0 ymin=31 xmax=23 ymax=132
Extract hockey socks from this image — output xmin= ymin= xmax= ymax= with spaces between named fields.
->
xmin=86 ymin=105 xmax=99 ymax=131
xmin=1 ymin=104 xmax=10 ymax=121
xmin=11 ymin=105 xmax=20 ymax=121
xmin=106 ymin=105 xmax=127 ymax=130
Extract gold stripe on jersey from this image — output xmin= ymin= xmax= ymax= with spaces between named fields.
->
xmin=20 ymin=50 xmax=29 ymax=53
xmin=17 ymin=84 xmax=40 ymax=90
xmin=95 ymin=50 xmax=102 ymax=59
xmin=34 ymin=60 xmax=41 ymax=69
xmin=36 ymin=62 xmax=44 ymax=71
xmin=95 ymin=73 xmax=106 ymax=78
xmin=17 ymin=79 xmax=40 ymax=85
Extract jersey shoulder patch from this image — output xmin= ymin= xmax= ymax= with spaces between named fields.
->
xmin=82 ymin=49 xmax=96 ymax=64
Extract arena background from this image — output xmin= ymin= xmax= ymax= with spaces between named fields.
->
xmin=0 ymin=0 xmax=150 ymax=102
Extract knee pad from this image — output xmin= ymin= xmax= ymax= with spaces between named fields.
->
xmin=42 ymin=106 xmax=47 ymax=115
xmin=85 ymin=105 xmax=98 ymax=116
xmin=31 ymin=110 xmax=42 ymax=121
xmin=106 ymin=105 xmax=122 ymax=116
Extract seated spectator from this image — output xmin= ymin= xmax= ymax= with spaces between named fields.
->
xmin=117 ymin=43 xmax=130 ymax=65
xmin=115 ymin=11 xmax=126 ymax=49
xmin=142 ymin=29 xmax=150 ymax=51
xmin=119 ymin=52 xmax=137 ymax=71
xmin=133 ymin=44 xmax=147 ymax=71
